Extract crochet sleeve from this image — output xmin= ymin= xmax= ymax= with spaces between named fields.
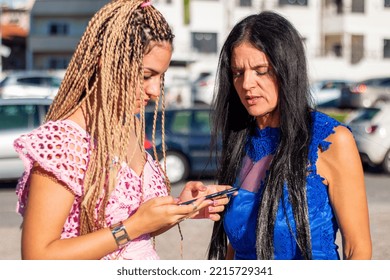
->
xmin=14 ymin=121 xmax=90 ymax=215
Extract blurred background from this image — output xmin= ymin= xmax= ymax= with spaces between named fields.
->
xmin=0 ymin=0 xmax=389 ymax=259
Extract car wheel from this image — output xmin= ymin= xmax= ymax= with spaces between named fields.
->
xmin=382 ymin=149 xmax=390 ymax=174
xmin=159 ymin=151 xmax=189 ymax=184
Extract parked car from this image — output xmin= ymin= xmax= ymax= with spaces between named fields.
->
xmin=191 ymin=71 xmax=216 ymax=105
xmin=145 ymin=105 xmax=217 ymax=184
xmin=339 ymin=77 xmax=390 ymax=108
xmin=0 ymin=98 xmax=52 ymax=181
xmin=310 ymin=79 xmax=353 ymax=108
xmin=347 ymin=104 xmax=390 ymax=174
xmin=0 ymin=71 xmax=63 ymax=99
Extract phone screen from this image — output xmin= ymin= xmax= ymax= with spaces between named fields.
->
xmin=179 ymin=187 xmax=239 ymax=205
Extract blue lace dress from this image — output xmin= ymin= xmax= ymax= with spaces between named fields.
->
xmin=224 ymin=111 xmax=343 ymax=260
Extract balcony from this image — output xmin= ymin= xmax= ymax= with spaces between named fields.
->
xmin=31 ymin=0 xmax=107 ymax=17
xmin=29 ymin=36 xmax=80 ymax=52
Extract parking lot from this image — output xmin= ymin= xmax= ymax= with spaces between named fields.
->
xmin=1 ymin=169 xmax=389 ymax=260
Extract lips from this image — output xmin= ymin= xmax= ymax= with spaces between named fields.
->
xmin=245 ymin=95 xmax=261 ymax=105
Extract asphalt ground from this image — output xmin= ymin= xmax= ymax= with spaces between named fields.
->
xmin=1 ymin=172 xmax=389 ymax=260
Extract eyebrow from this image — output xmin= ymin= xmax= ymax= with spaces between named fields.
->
xmin=231 ymin=63 xmax=269 ymax=70
xmin=144 ymin=68 xmax=159 ymax=74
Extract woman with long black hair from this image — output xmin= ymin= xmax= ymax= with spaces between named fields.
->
xmin=208 ymin=11 xmax=371 ymax=260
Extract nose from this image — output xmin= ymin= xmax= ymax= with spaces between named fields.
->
xmin=145 ymin=78 xmax=161 ymax=99
xmin=242 ymin=71 xmax=256 ymax=91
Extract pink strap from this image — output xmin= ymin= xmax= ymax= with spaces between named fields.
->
xmin=141 ymin=1 xmax=152 ymax=8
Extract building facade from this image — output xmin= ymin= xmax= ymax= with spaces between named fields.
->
xmin=0 ymin=0 xmax=33 ymax=72
xmin=27 ymin=0 xmax=107 ymax=70
xmin=154 ymin=0 xmax=390 ymax=81
xmin=25 ymin=0 xmax=390 ymax=82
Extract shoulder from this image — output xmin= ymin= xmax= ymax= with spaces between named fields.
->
xmin=16 ymin=120 xmax=88 ymax=144
xmin=14 ymin=120 xmax=91 ymax=197
xmin=310 ymin=111 xmax=348 ymax=151
xmin=315 ymin=116 xmax=361 ymax=187
xmin=326 ymin=125 xmax=354 ymax=144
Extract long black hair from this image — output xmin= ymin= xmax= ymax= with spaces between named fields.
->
xmin=208 ymin=11 xmax=313 ymax=260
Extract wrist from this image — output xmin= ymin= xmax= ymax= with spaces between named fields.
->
xmin=110 ymin=221 xmax=131 ymax=248
xmin=122 ymin=215 xmax=144 ymax=241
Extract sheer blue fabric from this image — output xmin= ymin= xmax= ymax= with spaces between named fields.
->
xmin=224 ymin=111 xmax=343 ymax=260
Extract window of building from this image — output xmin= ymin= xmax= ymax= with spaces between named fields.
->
xmin=191 ymin=32 xmax=218 ymax=54
xmin=279 ymin=0 xmax=308 ymax=6
xmin=324 ymin=0 xmax=344 ymax=14
xmin=384 ymin=39 xmax=390 ymax=58
xmin=351 ymin=0 xmax=365 ymax=13
xmin=385 ymin=0 xmax=390 ymax=7
xmin=351 ymin=35 xmax=364 ymax=64
xmin=48 ymin=57 xmax=70 ymax=69
xmin=239 ymin=0 xmax=252 ymax=7
xmin=48 ymin=23 xmax=69 ymax=35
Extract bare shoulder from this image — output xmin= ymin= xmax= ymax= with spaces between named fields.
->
xmin=317 ymin=125 xmax=361 ymax=185
xmin=325 ymin=125 xmax=356 ymax=153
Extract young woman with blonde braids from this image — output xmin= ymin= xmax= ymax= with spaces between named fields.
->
xmin=14 ymin=0 xmax=230 ymax=260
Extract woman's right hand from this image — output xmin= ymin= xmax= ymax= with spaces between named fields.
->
xmin=125 ymin=195 xmax=208 ymax=239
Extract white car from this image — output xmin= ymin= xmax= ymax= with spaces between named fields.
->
xmin=191 ymin=71 xmax=216 ymax=105
xmin=0 ymin=98 xmax=52 ymax=181
xmin=0 ymin=71 xmax=63 ymax=99
xmin=347 ymin=104 xmax=390 ymax=174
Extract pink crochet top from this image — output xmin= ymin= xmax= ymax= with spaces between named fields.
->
xmin=14 ymin=120 xmax=168 ymax=260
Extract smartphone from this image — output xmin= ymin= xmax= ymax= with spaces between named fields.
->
xmin=179 ymin=186 xmax=239 ymax=205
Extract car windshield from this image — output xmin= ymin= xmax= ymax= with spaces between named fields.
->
xmin=361 ymin=78 xmax=390 ymax=86
xmin=350 ymin=108 xmax=380 ymax=123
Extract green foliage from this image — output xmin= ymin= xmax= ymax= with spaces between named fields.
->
xmin=319 ymin=109 xmax=349 ymax=123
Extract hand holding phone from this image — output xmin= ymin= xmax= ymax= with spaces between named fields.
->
xmin=179 ymin=186 xmax=239 ymax=205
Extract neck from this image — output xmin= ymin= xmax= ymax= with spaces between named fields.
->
xmin=255 ymin=110 xmax=280 ymax=129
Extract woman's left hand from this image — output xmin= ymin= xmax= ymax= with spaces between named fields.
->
xmin=178 ymin=181 xmax=233 ymax=221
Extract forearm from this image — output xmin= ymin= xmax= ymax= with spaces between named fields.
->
xmin=22 ymin=214 xmax=146 ymax=260
xmin=342 ymin=240 xmax=372 ymax=260
xmin=22 ymin=227 xmax=118 ymax=260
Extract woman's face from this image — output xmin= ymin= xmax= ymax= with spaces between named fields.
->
xmin=135 ymin=41 xmax=172 ymax=114
xmin=231 ymin=42 xmax=280 ymax=128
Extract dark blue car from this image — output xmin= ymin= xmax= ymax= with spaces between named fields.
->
xmin=145 ymin=105 xmax=217 ymax=184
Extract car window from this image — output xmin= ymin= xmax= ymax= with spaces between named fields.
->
xmin=350 ymin=108 xmax=380 ymax=123
xmin=192 ymin=111 xmax=210 ymax=133
xmin=362 ymin=78 xmax=390 ymax=86
xmin=16 ymin=77 xmax=44 ymax=86
xmin=0 ymin=104 xmax=40 ymax=131
xmin=171 ymin=111 xmax=191 ymax=134
xmin=50 ymin=77 xmax=62 ymax=87
xmin=380 ymin=79 xmax=390 ymax=86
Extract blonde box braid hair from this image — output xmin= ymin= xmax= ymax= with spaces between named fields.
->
xmin=45 ymin=0 xmax=174 ymax=235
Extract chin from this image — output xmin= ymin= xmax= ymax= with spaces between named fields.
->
xmin=246 ymin=106 xmax=266 ymax=117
